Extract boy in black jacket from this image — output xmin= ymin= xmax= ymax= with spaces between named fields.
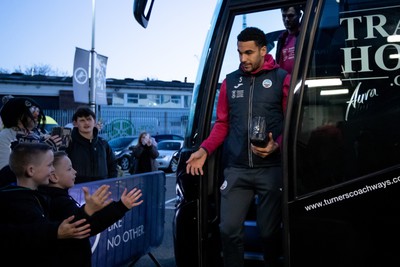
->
xmin=39 ymin=151 xmax=143 ymax=267
xmin=0 ymin=143 xmax=91 ymax=266
xmin=66 ymin=106 xmax=118 ymax=183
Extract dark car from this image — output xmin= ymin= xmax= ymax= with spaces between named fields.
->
xmin=108 ymin=136 xmax=138 ymax=171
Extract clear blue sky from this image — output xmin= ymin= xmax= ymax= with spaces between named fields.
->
xmin=0 ymin=0 xmax=216 ymax=82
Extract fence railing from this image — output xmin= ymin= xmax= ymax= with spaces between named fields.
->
xmin=45 ymin=106 xmax=189 ymax=140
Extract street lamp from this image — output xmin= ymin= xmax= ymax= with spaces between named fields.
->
xmin=90 ymin=0 xmax=97 ymax=114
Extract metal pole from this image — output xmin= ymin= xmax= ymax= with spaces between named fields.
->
xmin=89 ymin=0 xmax=97 ymax=114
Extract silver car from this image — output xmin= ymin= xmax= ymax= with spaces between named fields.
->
xmin=156 ymin=140 xmax=183 ymax=172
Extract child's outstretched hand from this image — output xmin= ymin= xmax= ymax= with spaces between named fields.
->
xmin=57 ymin=215 xmax=91 ymax=239
xmin=121 ymin=188 xmax=144 ymax=209
xmin=83 ymin=185 xmax=113 ymax=216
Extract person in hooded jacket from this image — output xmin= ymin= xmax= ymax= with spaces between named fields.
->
xmin=0 ymin=96 xmax=61 ymax=187
xmin=66 ymin=106 xmax=118 ymax=183
xmin=39 ymin=151 xmax=143 ymax=267
xmin=186 ymin=27 xmax=290 ymax=267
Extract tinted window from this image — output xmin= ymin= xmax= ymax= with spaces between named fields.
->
xmin=295 ymin=0 xmax=400 ymax=194
xmin=158 ymin=141 xmax=182 ymax=150
xmin=210 ymin=8 xmax=289 ymax=129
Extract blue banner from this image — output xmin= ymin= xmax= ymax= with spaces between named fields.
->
xmin=73 ymin=47 xmax=90 ymax=103
xmin=69 ymin=171 xmax=166 ymax=267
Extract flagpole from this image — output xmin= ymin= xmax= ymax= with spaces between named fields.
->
xmin=89 ymin=0 xmax=97 ymax=114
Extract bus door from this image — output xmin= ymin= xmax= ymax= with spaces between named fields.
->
xmin=133 ymin=0 xmax=400 ymax=266
xmin=167 ymin=1 xmax=306 ymax=266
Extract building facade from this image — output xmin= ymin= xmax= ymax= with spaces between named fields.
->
xmin=0 ymin=73 xmax=193 ymax=138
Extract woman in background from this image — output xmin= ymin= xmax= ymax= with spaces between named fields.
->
xmin=131 ymin=132 xmax=159 ymax=174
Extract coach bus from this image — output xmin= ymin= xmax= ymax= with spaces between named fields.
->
xmin=135 ymin=0 xmax=400 ymax=266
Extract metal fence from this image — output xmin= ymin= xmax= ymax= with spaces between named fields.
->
xmin=45 ymin=106 xmax=189 ymax=141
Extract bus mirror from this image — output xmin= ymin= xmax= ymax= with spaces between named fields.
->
xmin=133 ymin=0 xmax=155 ymax=28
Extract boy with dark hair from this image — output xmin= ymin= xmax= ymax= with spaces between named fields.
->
xmin=67 ymin=106 xmax=118 ymax=183
xmin=0 ymin=142 xmax=91 ymax=266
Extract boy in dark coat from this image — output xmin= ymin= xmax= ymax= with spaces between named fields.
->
xmin=39 ymin=151 xmax=143 ymax=267
xmin=0 ymin=143 xmax=90 ymax=266
xmin=66 ymin=106 xmax=118 ymax=183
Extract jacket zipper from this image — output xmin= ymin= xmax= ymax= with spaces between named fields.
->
xmin=248 ymin=76 xmax=255 ymax=168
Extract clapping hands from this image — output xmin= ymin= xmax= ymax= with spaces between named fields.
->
xmin=83 ymin=185 xmax=113 ymax=216
xmin=121 ymin=188 xmax=144 ymax=209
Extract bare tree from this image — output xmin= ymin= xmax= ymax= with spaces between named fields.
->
xmin=0 ymin=68 xmax=9 ymax=74
xmin=0 ymin=64 xmax=69 ymax=76
xmin=24 ymin=64 xmax=55 ymax=76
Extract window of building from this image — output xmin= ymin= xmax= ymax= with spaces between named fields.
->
xmin=171 ymin=95 xmax=181 ymax=104
xmin=127 ymin=93 xmax=139 ymax=104
xmin=112 ymin=92 xmax=124 ymax=105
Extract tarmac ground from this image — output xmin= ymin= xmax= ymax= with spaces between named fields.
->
xmin=123 ymin=172 xmax=266 ymax=267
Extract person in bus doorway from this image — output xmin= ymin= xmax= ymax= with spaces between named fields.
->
xmin=275 ymin=5 xmax=303 ymax=74
xmin=130 ymin=131 xmax=159 ymax=174
xmin=66 ymin=106 xmax=118 ymax=183
xmin=186 ymin=27 xmax=290 ymax=267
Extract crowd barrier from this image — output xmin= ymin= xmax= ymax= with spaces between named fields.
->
xmin=69 ymin=171 xmax=166 ymax=267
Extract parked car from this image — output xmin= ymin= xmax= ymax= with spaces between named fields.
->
xmin=108 ymin=136 xmax=138 ymax=171
xmin=170 ymin=148 xmax=182 ymax=173
xmin=156 ymin=140 xmax=184 ymax=172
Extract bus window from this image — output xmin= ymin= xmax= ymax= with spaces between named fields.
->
xmin=295 ymin=0 xmax=400 ymax=195
xmin=219 ymin=9 xmax=284 ymax=83
xmin=210 ymin=8 xmax=288 ymax=128
xmin=203 ymin=8 xmax=287 ymax=142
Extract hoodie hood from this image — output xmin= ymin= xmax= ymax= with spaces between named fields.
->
xmin=71 ymin=125 xmax=99 ymax=146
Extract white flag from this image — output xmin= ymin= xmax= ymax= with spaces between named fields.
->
xmin=95 ymin=54 xmax=108 ymax=105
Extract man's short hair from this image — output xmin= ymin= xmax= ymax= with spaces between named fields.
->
xmin=237 ymin=27 xmax=267 ymax=49
xmin=9 ymin=143 xmax=52 ymax=177
xmin=72 ymin=106 xmax=96 ymax=121
xmin=281 ymin=5 xmax=303 ymax=15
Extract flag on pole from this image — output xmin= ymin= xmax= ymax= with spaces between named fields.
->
xmin=95 ymin=54 xmax=108 ymax=105
xmin=73 ymin=47 xmax=90 ymax=103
